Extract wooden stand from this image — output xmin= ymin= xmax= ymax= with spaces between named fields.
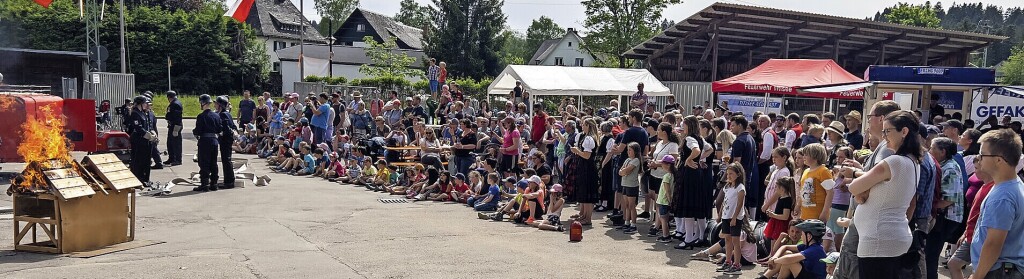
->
xmin=13 ymin=190 xmax=137 ymax=254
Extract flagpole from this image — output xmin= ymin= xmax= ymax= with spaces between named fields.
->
xmin=119 ymin=0 xmax=126 ymax=73
xmin=167 ymin=56 xmax=172 ymax=91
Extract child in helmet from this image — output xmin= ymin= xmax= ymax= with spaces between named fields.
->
xmin=757 ymin=219 xmax=828 ymax=279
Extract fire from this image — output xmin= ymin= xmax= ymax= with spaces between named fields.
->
xmin=0 ymin=94 xmax=13 ymax=111
xmin=13 ymin=104 xmax=76 ymax=192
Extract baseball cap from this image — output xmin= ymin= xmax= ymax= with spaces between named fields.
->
xmin=454 ymin=173 xmax=466 ymax=181
xmin=550 ymin=184 xmax=563 ymax=193
xmin=516 ymin=180 xmax=528 ymax=189
xmin=527 ymin=175 xmax=542 ymax=186
xmin=504 ymin=177 xmax=517 ymax=184
xmin=660 ymin=155 xmax=676 ymax=164
xmin=820 ymin=252 xmax=840 ymax=264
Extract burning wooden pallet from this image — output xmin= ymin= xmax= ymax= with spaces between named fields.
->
xmin=11 ymin=154 xmax=142 ymax=254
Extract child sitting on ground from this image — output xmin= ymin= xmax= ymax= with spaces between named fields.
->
xmin=423 ymin=172 xmax=452 ymax=201
xmin=691 ymin=221 xmax=759 ymax=266
xmin=370 ymin=160 xmax=391 ymax=191
xmin=472 ymin=173 xmax=503 ymax=212
xmin=293 ymin=147 xmax=317 ymax=176
xmin=531 ymin=183 xmax=565 ymax=231
xmin=757 ymin=219 xmax=827 ymax=279
xmin=313 ymin=148 xmax=331 ymax=177
xmin=760 ymin=219 xmax=805 ymax=266
xmin=439 ymin=173 xmax=471 ymax=202
xmin=485 ymin=179 xmax=529 ymax=221
xmin=387 ymin=165 xmax=420 ymax=195
xmin=357 ymin=158 xmax=378 ymax=186
xmin=407 ymin=166 xmax=439 ymax=199
xmin=325 ymin=153 xmax=345 ymax=181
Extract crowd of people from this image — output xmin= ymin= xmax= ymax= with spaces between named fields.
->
xmin=226 ymin=74 xmax=1024 ymax=279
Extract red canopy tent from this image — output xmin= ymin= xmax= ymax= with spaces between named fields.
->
xmin=712 ymin=59 xmax=866 ymax=100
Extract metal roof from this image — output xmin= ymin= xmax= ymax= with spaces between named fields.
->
xmin=624 ymin=2 xmax=1007 ymax=66
xmin=0 ymin=47 xmax=88 ymax=58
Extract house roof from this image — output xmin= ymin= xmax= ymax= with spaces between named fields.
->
xmin=529 ymin=39 xmax=561 ymax=63
xmin=624 ymin=2 xmax=1007 ymax=66
xmin=275 ymin=44 xmax=426 ymax=67
xmin=355 ymin=8 xmax=424 ymax=50
xmin=246 ymin=0 xmax=326 ymax=43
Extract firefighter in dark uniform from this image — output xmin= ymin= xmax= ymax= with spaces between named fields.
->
xmin=143 ymin=92 xmax=164 ymax=169
xmin=163 ymin=91 xmax=184 ymax=166
xmin=193 ymin=94 xmax=222 ymax=191
xmin=127 ymin=96 xmax=153 ymax=185
xmin=215 ymin=95 xmax=238 ymax=189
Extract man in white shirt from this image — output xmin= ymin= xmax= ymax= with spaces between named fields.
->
xmin=756 ymin=115 xmax=777 ymax=220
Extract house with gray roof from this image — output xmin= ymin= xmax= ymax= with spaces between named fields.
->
xmin=244 ymin=0 xmax=326 ymax=73
xmin=529 ymin=28 xmax=597 ymax=67
xmin=276 ymin=45 xmax=425 ymax=92
xmin=332 ymin=8 xmax=424 ymax=50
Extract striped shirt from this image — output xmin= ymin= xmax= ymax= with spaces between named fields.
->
xmin=631 ymin=90 xmax=648 ymax=110
xmin=427 ymin=65 xmax=440 ymax=80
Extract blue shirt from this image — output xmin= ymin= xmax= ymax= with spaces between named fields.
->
xmin=303 ymin=154 xmax=316 ymax=173
xmin=954 ymin=153 xmax=968 ymax=193
xmin=485 ymin=185 xmax=501 ymax=206
xmin=915 ymin=153 xmax=937 ymax=220
xmin=311 ymin=104 xmax=331 ymax=128
xmin=972 ymin=178 xmax=1024 ymax=270
xmin=798 ymin=243 xmax=827 ymax=279
xmin=238 ymin=99 xmax=256 ymax=123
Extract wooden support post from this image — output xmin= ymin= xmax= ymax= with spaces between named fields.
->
xmin=879 ymin=45 xmax=887 ymax=64
xmin=832 ymin=40 xmax=840 ymax=61
xmin=783 ymin=34 xmax=791 ymax=59
xmin=711 ymin=23 xmax=719 ymax=81
xmin=920 ymin=48 xmax=929 ymax=65
xmin=677 ymin=43 xmax=685 ymax=70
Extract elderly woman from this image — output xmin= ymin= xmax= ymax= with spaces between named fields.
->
xmin=925 ymin=137 xmax=965 ymax=279
xmin=844 ymin=110 xmax=921 ymax=279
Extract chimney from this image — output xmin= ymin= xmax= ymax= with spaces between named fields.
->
xmin=568 ymin=28 xmax=576 ymax=34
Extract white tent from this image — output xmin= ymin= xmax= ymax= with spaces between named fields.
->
xmin=487 ymin=65 xmax=671 ymax=97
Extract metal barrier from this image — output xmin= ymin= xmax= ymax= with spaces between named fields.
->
xmin=61 ymin=77 xmax=78 ymax=99
xmin=85 ymin=72 xmax=134 ymax=130
xmin=663 ymin=81 xmax=714 ymax=111
xmin=293 ymin=82 xmax=324 ymax=96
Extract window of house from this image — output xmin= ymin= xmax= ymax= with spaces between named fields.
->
xmin=568 ymin=42 xmax=572 ymax=47
xmin=575 ymin=58 xmax=584 ymax=66
xmin=272 ymin=62 xmax=280 ymax=72
xmin=274 ymin=41 xmax=288 ymax=51
xmin=357 ymin=24 xmax=365 ymax=32
xmin=554 ymin=57 xmax=564 ymax=66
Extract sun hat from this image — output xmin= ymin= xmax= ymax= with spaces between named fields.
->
xmin=826 ymin=121 xmax=846 ymax=135
xmin=527 ymin=175 xmax=542 ymax=186
xmin=844 ymin=110 xmax=862 ymax=123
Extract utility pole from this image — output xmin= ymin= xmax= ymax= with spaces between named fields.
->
xmin=328 ymin=20 xmax=334 ymax=78
xmin=119 ymin=0 xmax=126 ymax=73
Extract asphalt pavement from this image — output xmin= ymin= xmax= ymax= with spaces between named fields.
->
xmin=0 ymin=119 xmax=957 ymax=278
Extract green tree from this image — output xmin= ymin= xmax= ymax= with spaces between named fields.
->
xmin=885 ymin=2 xmax=941 ymax=28
xmin=1002 ymin=45 xmax=1024 ymax=85
xmin=426 ymin=0 xmax=506 ymax=79
xmin=313 ymin=0 xmax=358 ymax=34
xmin=581 ymin=0 xmax=682 ymax=68
xmin=359 ymin=36 xmax=420 ymax=81
xmin=0 ymin=1 xmax=269 ymax=94
xmin=525 ymin=16 xmax=564 ymax=54
xmin=498 ymin=29 xmax=531 ymax=66
xmin=393 ymin=0 xmax=430 ymax=29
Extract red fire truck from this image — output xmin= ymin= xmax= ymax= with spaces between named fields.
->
xmin=0 ymin=93 xmax=131 ymax=163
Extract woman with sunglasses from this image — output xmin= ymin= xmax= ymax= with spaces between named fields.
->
xmin=843 ymin=110 xmax=921 ymax=279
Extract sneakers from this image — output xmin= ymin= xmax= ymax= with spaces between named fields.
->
xmin=657 ymin=236 xmax=672 ymax=243
xmin=716 ymin=261 xmax=732 ymax=272
xmin=638 ymin=211 xmax=651 ymax=219
xmin=647 ymin=227 xmax=659 ymax=236
xmin=723 ymin=264 xmax=742 ymax=275
xmin=623 ymin=225 xmax=637 ymax=234
xmin=490 ymin=213 xmax=504 ymax=221
xmin=616 ymin=224 xmax=629 ymax=230
xmin=477 ymin=212 xmax=490 ymax=220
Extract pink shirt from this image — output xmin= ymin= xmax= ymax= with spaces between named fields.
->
xmin=502 ymin=129 xmax=520 ymax=156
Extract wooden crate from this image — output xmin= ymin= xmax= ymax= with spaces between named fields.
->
xmin=13 ymin=190 xmax=137 ymax=254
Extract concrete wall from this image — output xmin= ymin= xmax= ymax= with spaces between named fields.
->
xmin=538 ymin=35 xmax=594 ymax=67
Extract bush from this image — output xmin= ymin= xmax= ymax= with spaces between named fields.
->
xmin=303 ymin=75 xmax=348 ymax=85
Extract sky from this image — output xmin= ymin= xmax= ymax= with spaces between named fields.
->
xmin=266 ymin=0 xmax=1023 ymax=33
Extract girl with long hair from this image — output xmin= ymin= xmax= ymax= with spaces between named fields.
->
xmin=647 ymin=122 xmax=680 ymax=236
xmin=719 ymin=163 xmax=747 ymax=275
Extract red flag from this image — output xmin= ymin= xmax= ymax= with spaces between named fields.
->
xmin=34 ymin=0 xmax=53 ymax=8
xmin=224 ymin=0 xmax=255 ymax=22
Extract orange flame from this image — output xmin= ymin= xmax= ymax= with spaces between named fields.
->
xmin=0 ymin=94 xmax=13 ymax=111
xmin=14 ymin=103 xmax=76 ymax=191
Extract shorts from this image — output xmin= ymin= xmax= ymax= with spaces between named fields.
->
xmin=658 ymin=204 xmax=671 ymax=216
xmin=648 ymin=175 xmax=662 ymax=194
xmin=622 ymin=186 xmax=639 ymax=198
xmin=827 ymin=207 xmax=848 ymax=234
xmin=498 ymin=154 xmax=515 ymax=173
xmin=721 ymin=219 xmax=742 ymax=237
xmin=785 ymin=268 xmax=818 ymax=279
xmin=546 ymin=214 xmax=561 ymax=224
xmin=429 ymin=80 xmax=439 ymax=92
xmin=951 ymin=241 xmax=971 ymax=263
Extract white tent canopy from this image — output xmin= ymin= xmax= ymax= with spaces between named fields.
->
xmin=487 ymin=65 xmax=671 ymax=97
